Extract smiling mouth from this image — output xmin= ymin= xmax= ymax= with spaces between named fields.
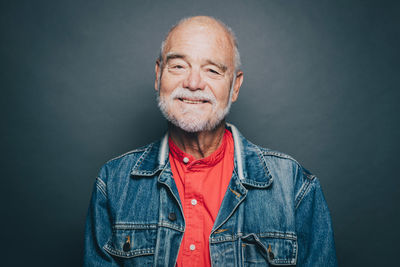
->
xmin=179 ymin=98 xmax=208 ymax=104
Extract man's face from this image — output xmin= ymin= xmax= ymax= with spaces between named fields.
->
xmin=155 ymin=20 xmax=242 ymax=132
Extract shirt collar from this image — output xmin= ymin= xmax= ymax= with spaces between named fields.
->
xmin=131 ymin=123 xmax=273 ymax=188
xmin=168 ymin=129 xmax=231 ymax=168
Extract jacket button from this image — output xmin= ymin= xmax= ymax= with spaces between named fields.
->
xmin=267 ymin=244 xmax=274 ymax=260
xmin=168 ymin=212 xmax=177 ymax=221
xmin=123 ymin=241 xmax=130 ymax=252
xmin=269 ymin=251 xmax=274 ymax=260
xmin=123 ymin=236 xmax=131 ymax=252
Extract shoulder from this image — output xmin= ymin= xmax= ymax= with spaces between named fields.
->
xmin=97 ymin=140 xmax=160 ymax=182
xmin=106 ymin=142 xmax=154 ymax=165
xmin=243 ymin=137 xmax=301 ymax=173
xmin=230 ymin=124 xmax=316 ymax=186
xmin=255 ymin=143 xmax=322 ymax=205
xmin=258 ymin=146 xmax=299 ymax=164
xmin=252 ymin=143 xmax=321 ymax=206
xmin=245 ymin=140 xmax=317 ymax=193
xmin=256 ymin=144 xmax=316 ymax=181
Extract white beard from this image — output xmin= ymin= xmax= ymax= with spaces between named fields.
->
xmin=157 ymin=78 xmax=235 ymax=133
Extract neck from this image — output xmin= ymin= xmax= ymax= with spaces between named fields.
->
xmin=168 ymin=121 xmax=226 ymax=159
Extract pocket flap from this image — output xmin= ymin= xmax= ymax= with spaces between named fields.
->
xmin=104 ymin=225 xmax=157 ymax=258
xmin=242 ymin=233 xmax=297 ymax=265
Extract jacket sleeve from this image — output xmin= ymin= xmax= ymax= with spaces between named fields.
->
xmin=83 ymin=174 xmax=119 ymax=266
xmin=294 ymin=168 xmax=338 ymax=266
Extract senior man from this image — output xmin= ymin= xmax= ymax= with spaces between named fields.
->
xmin=84 ymin=16 xmax=337 ymax=266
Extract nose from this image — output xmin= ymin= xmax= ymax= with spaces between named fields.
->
xmin=182 ymin=68 xmax=206 ymax=91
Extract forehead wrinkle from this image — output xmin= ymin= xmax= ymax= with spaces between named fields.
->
xmin=159 ymin=16 xmax=240 ymax=71
xmin=165 ymin=41 xmax=231 ymax=71
xmin=164 ymin=22 xmax=235 ymax=64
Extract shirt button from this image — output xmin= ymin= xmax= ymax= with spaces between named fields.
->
xmin=189 ymin=244 xmax=196 ymax=251
xmin=183 ymin=157 xmax=189 ymax=164
xmin=191 ymin=199 xmax=197 ymax=206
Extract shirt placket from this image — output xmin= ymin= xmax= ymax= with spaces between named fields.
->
xmin=182 ymin=165 xmax=203 ymax=266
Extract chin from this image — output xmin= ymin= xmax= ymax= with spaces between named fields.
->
xmin=173 ymin=116 xmax=215 ymax=133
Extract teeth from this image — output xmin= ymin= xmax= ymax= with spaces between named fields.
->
xmin=182 ymin=99 xmax=204 ymax=104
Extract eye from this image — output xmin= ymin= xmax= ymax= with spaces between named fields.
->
xmin=208 ymin=68 xmax=221 ymax=75
xmin=168 ymin=63 xmax=187 ymax=73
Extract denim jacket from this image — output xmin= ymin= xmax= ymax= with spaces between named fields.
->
xmin=84 ymin=124 xmax=337 ymax=266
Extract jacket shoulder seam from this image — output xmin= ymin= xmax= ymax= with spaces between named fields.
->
xmin=105 ymin=144 xmax=153 ymax=164
xmin=259 ymin=147 xmax=318 ymax=181
xmin=259 ymin=147 xmax=301 ymax=166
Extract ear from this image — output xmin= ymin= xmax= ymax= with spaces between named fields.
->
xmin=155 ymin=60 xmax=161 ymax=91
xmin=231 ymin=71 xmax=243 ymax=103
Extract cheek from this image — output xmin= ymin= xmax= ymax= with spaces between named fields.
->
xmin=213 ymin=84 xmax=232 ymax=104
xmin=160 ymin=76 xmax=181 ymax=94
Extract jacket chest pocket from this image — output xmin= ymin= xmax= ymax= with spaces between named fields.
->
xmin=241 ymin=233 xmax=297 ymax=266
xmin=104 ymin=224 xmax=157 ymax=266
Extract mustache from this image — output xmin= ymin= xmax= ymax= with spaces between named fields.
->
xmin=169 ymin=87 xmax=216 ymax=105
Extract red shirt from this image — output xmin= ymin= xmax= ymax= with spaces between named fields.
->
xmin=169 ymin=129 xmax=235 ymax=267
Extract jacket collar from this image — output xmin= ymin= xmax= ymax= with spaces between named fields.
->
xmin=130 ymin=123 xmax=273 ymax=188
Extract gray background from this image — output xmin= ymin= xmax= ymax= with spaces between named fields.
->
xmin=1 ymin=0 xmax=399 ymax=266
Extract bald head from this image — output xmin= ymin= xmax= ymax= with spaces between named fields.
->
xmin=159 ymin=16 xmax=241 ymax=71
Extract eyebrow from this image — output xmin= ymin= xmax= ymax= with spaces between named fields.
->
xmin=165 ymin=52 xmax=186 ymax=63
xmin=205 ymin=59 xmax=227 ymax=72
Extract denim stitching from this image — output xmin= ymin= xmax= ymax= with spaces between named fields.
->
xmin=229 ymin=187 xmax=242 ymax=198
xmin=112 ymin=223 xmax=158 ymax=230
xmin=104 ymin=244 xmax=155 ymax=258
xmin=96 ymin=177 xmax=107 ymax=198
xmin=216 ymin=232 xmax=297 ymax=264
xmin=262 ymin=151 xmax=301 ymax=168
xmin=256 ymin=147 xmax=272 ymax=178
xmin=210 ymin=231 xmax=297 ymax=243
xmin=111 ymin=222 xmax=184 ymax=232
xmin=158 ymin=221 xmax=185 ymax=232
xmin=295 ymin=178 xmax=312 ymax=209
xmin=106 ymin=145 xmax=150 ymax=163
xmin=132 ymin=143 xmax=154 ymax=171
